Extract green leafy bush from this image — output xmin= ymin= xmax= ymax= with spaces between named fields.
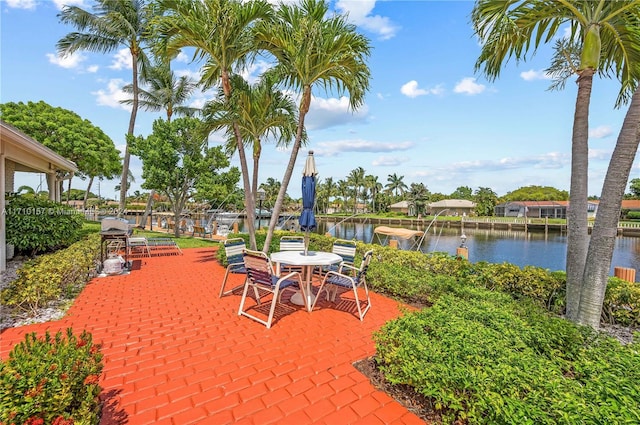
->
xmin=374 ymin=285 xmax=640 ymax=424
xmin=603 ymin=277 xmax=640 ymax=326
xmin=6 ymin=195 xmax=83 ymax=255
xmin=0 ymin=329 xmax=103 ymax=425
xmin=1 ymin=234 xmax=100 ymax=314
xmin=626 ymin=211 xmax=640 ymax=220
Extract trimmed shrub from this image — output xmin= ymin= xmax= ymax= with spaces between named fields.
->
xmin=0 ymin=329 xmax=103 ymax=425
xmin=6 ymin=195 xmax=83 ymax=255
xmin=1 ymin=234 xmax=100 ymax=314
xmin=374 ymin=285 xmax=640 ymax=424
xmin=603 ymin=277 xmax=640 ymax=326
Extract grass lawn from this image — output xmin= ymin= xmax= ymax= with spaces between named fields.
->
xmin=82 ymin=221 xmax=220 ymax=249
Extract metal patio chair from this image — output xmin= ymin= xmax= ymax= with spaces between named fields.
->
xmin=238 ymin=249 xmax=303 ymax=329
xmin=311 ymin=250 xmax=373 ymax=321
xmin=219 ymin=238 xmax=247 ymax=298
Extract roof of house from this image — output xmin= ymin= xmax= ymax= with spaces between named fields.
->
xmin=389 ymin=201 xmax=410 ymax=208
xmin=622 ymin=200 xmax=640 ymax=210
xmin=1 ymin=120 xmax=77 ymax=173
xmin=429 ymin=199 xmax=476 ymax=208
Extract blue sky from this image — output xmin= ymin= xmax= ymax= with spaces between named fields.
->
xmin=1 ymin=0 xmax=634 ymax=201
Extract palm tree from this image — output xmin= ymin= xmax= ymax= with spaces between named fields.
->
xmin=337 ymin=179 xmax=349 ymax=213
xmin=385 ymin=173 xmax=408 ymax=198
xmin=57 ymin=0 xmax=155 ymax=216
xmin=471 ymin=0 xmax=640 ymax=325
xmin=407 ymin=182 xmax=430 ymax=216
xmin=202 ymin=73 xmax=301 ymax=200
xmin=122 ymin=60 xmax=199 ymax=227
xmin=122 ymin=61 xmax=199 ymax=121
xmin=157 ymin=0 xmax=273 ymax=250
xmin=322 ymin=177 xmax=338 ymax=213
xmin=578 ymin=87 xmax=640 ymax=328
xmin=365 ymin=174 xmax=383 ymax=213
xmin=347 ymin=167 xmax=366 ymax=214
xmin=259 ymin=177 xmax=281 ymax=209
xmin=256 ymin=0 xmax=371 ymax=251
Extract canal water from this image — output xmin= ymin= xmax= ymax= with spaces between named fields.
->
xmin=242 ymin=218 xmax=640 ymax=277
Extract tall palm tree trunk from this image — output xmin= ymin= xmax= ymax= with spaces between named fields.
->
xmin=221 ymin=70 xmax=257 ymax=249
xmin=577 ymin=86 xmax=640 ymax=329
xmin=565 ymin=69 xmax=594 ymax=321
xmin=263 ymin=87 xmax=311 ymax=252
xmin=252 ymin=140 xmax=261 ymax=199
xmin=119 ymin=53 xmax=140 ymax=217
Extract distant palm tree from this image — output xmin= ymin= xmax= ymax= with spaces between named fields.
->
xmin=347 ymin=167 xmax=366 ymax=214
xmin=122 ymin=61 xmax=198 ymax=121
xmin=256 ymin=0 xmax=371 ymax=251
xmin=472 ymin=0 xmax=640 ymax=327
xmin=407 ymin=182 xmax=430 ymax=216
xmin=337 ymin=179 xmax=350 ymax=213
xmin=386 ymin=173 xmax=408 ymax=198
xmin=365 ymin=174 xmax=383 ymax=213
xmin=57 ymin=0 xmax=155 ymax=216
xmin=259 ymin=178 xmax=281 ymax=209
xmin=322 ymin=177 xmax=338 ymax=213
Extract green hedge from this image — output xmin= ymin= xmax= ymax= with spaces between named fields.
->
xmin=5 ymin=195 xmax=83 ymax=255
xmin=1 ymin=234 xmax=101 ymax=314
xmin=375 ymin=284 xmax=640 ymax=424
xmin=0 ymin=329 xmax=103 ymax=424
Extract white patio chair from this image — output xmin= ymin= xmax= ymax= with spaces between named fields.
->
xmin=311 ymin=250 xmax=373 ymax=321
xmin=238 ymin=249 xmax=303 ymax=328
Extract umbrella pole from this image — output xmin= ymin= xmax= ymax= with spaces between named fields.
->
xmin=304 ymin=231 xmax=309 ymax=256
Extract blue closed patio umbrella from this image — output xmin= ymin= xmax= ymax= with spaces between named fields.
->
xmin=299 ymin=151 xmax=317 ymax=255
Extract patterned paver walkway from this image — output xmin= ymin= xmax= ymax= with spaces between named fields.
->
xmin=0 ymin=247 xmax=424 ymax=424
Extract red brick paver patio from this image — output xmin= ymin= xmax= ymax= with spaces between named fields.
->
xmin=1 ymin=248 xmax=424 ymax=424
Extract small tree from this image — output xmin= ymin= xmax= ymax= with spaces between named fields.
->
xmin=130 ymin=117 xmax=232 ymax=237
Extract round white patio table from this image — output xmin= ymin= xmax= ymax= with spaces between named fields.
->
xmin=270 ymin=250 xmax=342 ymax=311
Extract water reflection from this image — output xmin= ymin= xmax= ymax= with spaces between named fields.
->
xmin=237 ymin=219 xmax=640 ymax=276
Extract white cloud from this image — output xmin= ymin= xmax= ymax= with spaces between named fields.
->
xmin=91 ymin=79 xmax=130 ymax=110
xmin=520 ymin=69 xmax=552 ymax=81
xmin=315 ymin=139 xmax=413 ymax=157
xmin=239 ymin=60 xmax=273 ymax=84
xmin=46 ymin=52 xmax=86 ymax=69
xmin=453 ymin=77 xmax=486 ymax=95
xmin=175 ymin=68 xmax=202 ymax=83
xmin=109 ymin=48 xmax=132 ymax=70
xmin=87 ymin=65 xmax=99 ymax=73
xmin=589 ymin=148 xmax=612 ymax=161
xmin=400 ymin=80 xmax=443 ymax=98
xmin=175 ymin=51 xmax=190 ymax=63
xmin=335 ymin=0 xmax=399 ymax=40
xmin=589 ymin=125 xmax=613 ymax=139
xmin=304 ymin=95 xmax=369 ymax=130
xmin=400 ymin=80 xmax=427 ymax=98
xmin=372 ymin=156 xmax=410 ymax=166
xmin=52 ymin=0 xmax=85 ymax=9
xmin=6 ymin=0 xmax=36 ymax=9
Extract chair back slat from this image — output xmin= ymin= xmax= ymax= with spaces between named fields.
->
xmin=332 ymin=240 xmax=356 ymax=264
xmin=224 ymin=238 xmax=246 ymax=264
xmin=243 ymin=250 xmax=275 ymax=286
xmin=280 ymin=236 xmax=305 ymax=251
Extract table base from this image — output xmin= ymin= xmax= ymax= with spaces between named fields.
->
xmin=290 ymin=291 xmax=316 ymax=308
